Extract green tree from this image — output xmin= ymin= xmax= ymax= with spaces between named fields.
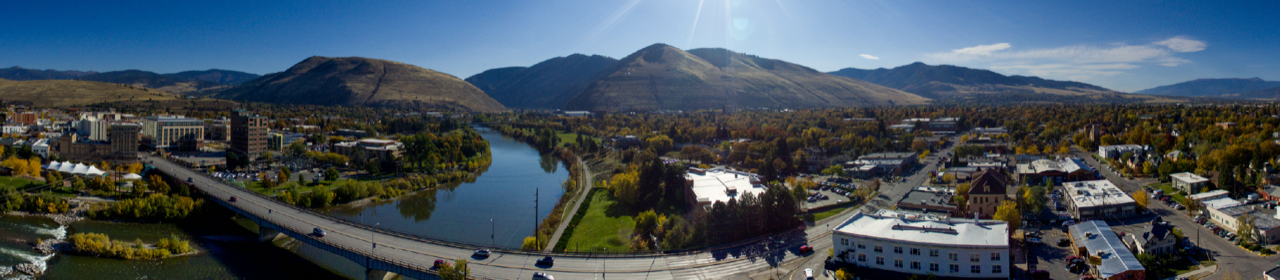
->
xmin=822 ymin=165 xmax=846 ymax=176
xmin=438 ymin=259 xmax=470 ymax=280
xmin=1238 ymin=215 xmax=1257 ymax=245
xmin=324 ymin=167 xmax=340 ymax=181
xmin=634 ymin=210 xmax=659 ymax=237
xmin=993 ymin=200 xmax=1021 ymax=235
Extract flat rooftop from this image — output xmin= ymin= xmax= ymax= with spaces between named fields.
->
xmin=685 ymin=168 xmax=766 ymax=207
xmin=834 ymin=212 xmax=1008 ymax=248
xmin=1188 ymin=190 xmax=1229 ymax=201
xmin=1170 ymin=172 xmax=1208 ymax=184
xmin=1201 ymin=197 xmax=1241 ymax=210
xmin=1063 ymin=180 xmax=1135 ymax=208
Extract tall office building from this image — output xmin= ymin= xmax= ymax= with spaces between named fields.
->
xmin=231 ymin=111 xmax=268 ymax=161
xmin=142 ymin=116 xmax=204 ymax=150
xmin=110 ymin=124 xmax=141 ymax=161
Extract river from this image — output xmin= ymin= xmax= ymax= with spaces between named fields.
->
xmin=0 ymin=127 xmax=568 ymax=279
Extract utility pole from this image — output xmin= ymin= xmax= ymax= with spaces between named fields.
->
xmin=491 ymin=218 xmax=495 ymax=249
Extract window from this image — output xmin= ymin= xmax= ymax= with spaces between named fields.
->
xmin=993 ymin=265 xmax=1002 ymax=274
xmin=929 ymin=249 xmax=939 ymax=257
xmin=876 ymin=257 xmax=884 ymax=265
xmin=874 ymin=246 xmax=883 ymax=253
xmin=841 ymin=239 xmax=848 ymax=246
xmin=894 ymin=259 xmax=903 ymax=268
xmin=911 ymin=261 xmax=920 ymax=270
xmin=971 ymin=265 xmax=981 ymax=274
xmin=858 ymin=242 xmax=866 ymax=249
xmin=949 ymin=253 xmax=958 ymax=261
xmin=894 ymin=246 xmax=903 ymax=254
xmin=991 ymin=252 xmax=1000 ymax=261
xmin=910 ymin=248 xmax=920 ymax=255
xmin=950 ymin=264 xmax=959 ymax=272
xmin=971 ymin=253 xmax=980 ymax=262
xmin=858 ymin=254 xmax=866 ymax=262
xmin=930 ymin=263 xmax=939 ymax=272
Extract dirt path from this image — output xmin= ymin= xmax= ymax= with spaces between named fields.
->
xmin=543 ymin=157 xmax=594 ymax=252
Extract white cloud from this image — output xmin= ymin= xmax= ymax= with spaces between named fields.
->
xmin=951 ymin=43 xmax=1011 ymax=55
xmin=859 ymin=54 xmax=880 ymax=60
xmin=924 ymin=37 xmax=1206 ymax=81
xmin=1154 ymin=37 xmax=1206 ymax=53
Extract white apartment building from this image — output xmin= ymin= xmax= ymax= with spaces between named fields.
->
xmin=78 ymin=117 xmax=108 ymax=141
xmin=832 ymin=212 xmax=1010 ymax=278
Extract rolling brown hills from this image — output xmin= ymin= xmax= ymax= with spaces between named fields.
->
xmin=219 ymin=56 xmax=506 ymax=112
xmin=826 ymin=62 xmax=1163 ymax=105
xmin=465 ymin=54 xmax=618 ymax=109
xmin=0 ymin=78 xmax=180 ymax=107
xmin=563 ymin=44 xmax=927 ymax=111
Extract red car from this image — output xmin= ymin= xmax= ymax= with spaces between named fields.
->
xmin=434 ymin=259 xmax=447 ymax=268
xmin=799 ymin=245 xmax=814 ymax=254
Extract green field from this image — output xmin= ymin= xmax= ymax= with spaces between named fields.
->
xmin=0 ymin=176 xmax=41 ymax=189
xmin=244 ymin=178 xmax=348 ymax=195
xmin=813 ymin=205 xmax=855 ymax=222
xmin=562 ymin=189 xmax=637 ymax=253
xmin=1151 ymin=183 xmax=1187 ymax=205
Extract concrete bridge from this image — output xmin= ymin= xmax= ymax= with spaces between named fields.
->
xmin=145 ymin=153 xmax=841 ymax=280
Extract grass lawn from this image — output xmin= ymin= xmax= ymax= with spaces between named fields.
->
xmin=0 ymin=176 xmax=41 ymax=189
xmin=245 ymin=178 xmax=347 ymax=195
xmin=813 ymin=205 xmax=854 ymax=222
xmin=557 ymin=132 xmax=598 ymax=146
xmin=563 ymin=189 xmax=636 ymax=253
xmin=1151 ymin=183 xmax=1188 ymax=205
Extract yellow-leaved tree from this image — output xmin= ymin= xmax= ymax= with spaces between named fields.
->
xmin=993 ymin=200 xmax=1021 ymax=235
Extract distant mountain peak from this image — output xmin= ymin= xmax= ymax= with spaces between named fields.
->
xmin=1137 ymin=77 xmax=1280 ymax=97
xmin=827 ymin=62 xmax=1120 ymax=102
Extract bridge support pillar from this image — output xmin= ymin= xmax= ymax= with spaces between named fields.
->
xmin=365 ymin=269 xmax=397 ymax=280
xmin=258 ymin=227 xmax=282 ymax=243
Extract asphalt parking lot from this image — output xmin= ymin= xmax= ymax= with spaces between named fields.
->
xmin=1024 ymin=226 xmax=1089 ymax=280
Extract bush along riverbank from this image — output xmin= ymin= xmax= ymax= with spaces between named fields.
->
xmin=58 ymin=233 xmax=196 ymax=260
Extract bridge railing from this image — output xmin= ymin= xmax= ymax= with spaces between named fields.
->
xmin=166 ymin=155 xmax=815 ymax=259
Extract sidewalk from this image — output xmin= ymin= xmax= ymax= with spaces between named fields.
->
xmin=1163 ymin=265 xmax=1216 ymax=280
xmin=543 ymin=158 xmax=593 ymax=252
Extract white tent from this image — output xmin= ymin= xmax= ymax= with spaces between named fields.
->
xmin=71 ymin=163 xmax=89 ymax=175
xmin=122 ymin=173 xmax=142 ymax=180
xmin=45 ymin=162 xmax=61 ymax=170
xmin=57 ymin=162 xmax=75 ymax=173
xmin=85 ymin=166 xmax=106 ymax=176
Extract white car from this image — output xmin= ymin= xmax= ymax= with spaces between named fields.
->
xmin=532 ymin=272 xmax=554 ymax=280
xmin=804 ymin=268 xmax=814 ymax=279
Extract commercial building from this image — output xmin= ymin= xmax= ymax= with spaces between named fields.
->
xmin=1067 ymin=220 xmax=1145 ymax=280
xmin=1170 ymin=172 xmax=1210 ymax=194
xmin=16 ymin=112 xmax=37 ymax=126
xmin=832 ymin=212 xmax=1009 ymax=279
xmin=333 ymin=138 xmax=403 ymax=163
xmin=926 ymin=117 xmax=960 ymax=134
xmin=966 ymin=168 xmax=1011 ymax=219
xmin=1097 ymin=145 xmax=1145 ymax=160
xmin=1204 ymin=202 xmax=1280 ymax=244
xmin=1188 ymin=190 xmax=1230 ymax=202
xmin=896 ymin=187 xmax=960 ymax=217
xmin=30 ymin=138 xmax=49 ymax=158
xmin=1062 ymin=180 xmax=1136 ymax=220
xmin=77 ymin=117 xmax=108 ymax=141
xmin=205 ymin=120 xmax=230 ymax=142
xmin=1016 ymin=158 xmax=1099 ymax=186
xmin=268 ymin=132 xmax=308 ymax=151
xmin=110 ymin=124 xmax=140 ymax=160
xmin=230 ymin=111 xmax=268 ymax=161
xmin=683 ymin=167 xmax=765 ymax=209
xmin=142 ymin=116 xmax=204 ymax=150
xmin=846 ymin=152 xmax=918 ymax=177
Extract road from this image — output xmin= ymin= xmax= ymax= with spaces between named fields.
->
xmin=1072 ymin=148 xmax=1280 ymax=279
xmin=147 ymin=153 xmax=870 ymax=280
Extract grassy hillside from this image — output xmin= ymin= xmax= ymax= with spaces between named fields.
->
xmin=828 ymin=62 xmax=1142 ymax=104
xmin=465 ymin=54 xmax=617 ymax=109
xmin=0 ymin=79 xmax=180 ymax=107
xmin=220 ymin=56 xmax=506 ymax=112
xmin=564 ymin=44 xmax=927 ymax=111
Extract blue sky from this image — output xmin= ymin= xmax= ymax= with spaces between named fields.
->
xmin=2 ymin=0 xmax=1278 ymax=92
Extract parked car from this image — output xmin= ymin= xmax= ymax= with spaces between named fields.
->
xmin=805 ymin=268 xmax=814 ymax=279
xmin=1027 ymin=237 xmax=1043 ymax=244
xmin=1057 ymin=238 xmax=1071 ymax=247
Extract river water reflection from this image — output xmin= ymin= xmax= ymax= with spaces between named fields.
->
xmin=323 ymin=127 xmax=569 ymax=249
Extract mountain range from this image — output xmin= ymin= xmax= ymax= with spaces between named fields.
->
xmin=1135 ymin=78 xmax=1280 ymax=98
xmin=0 ymin=66 xmax=260 ymax=96
xmin=465 ymin=54 xmax=617 ymax=109
xmin=826 ymin=62 xmax=1159 ymax=104
xmin=217 ymin=56 xmax=506 ymax=112
xmin=0 ymin=78 xmax=179 ymax=107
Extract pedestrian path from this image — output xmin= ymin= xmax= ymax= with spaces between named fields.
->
xmin=1162 ymin=265 xmax=1216 ymax=280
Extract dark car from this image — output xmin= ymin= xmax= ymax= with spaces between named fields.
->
xmin=229 ymin=196 xmax=237 ymax=202
xmin=187 ymin=177 xmax=194 ymax=183
xmin=536 ymin=256 xmax=555 ymax=266
xmin=313 ymin=227 xmax=326 ymax=237
xmin=1058 ymin=238 xmax=1071 ymax=247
